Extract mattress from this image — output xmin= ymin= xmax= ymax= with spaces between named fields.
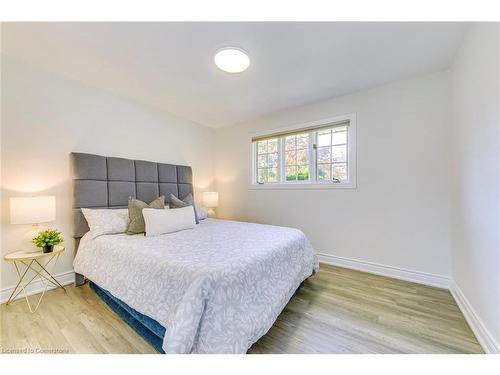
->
xmin=74 ymin=218 xmax=319 ymax=353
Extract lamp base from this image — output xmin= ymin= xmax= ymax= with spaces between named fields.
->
xmin=206 ymin=208 xmax=216 ymax=218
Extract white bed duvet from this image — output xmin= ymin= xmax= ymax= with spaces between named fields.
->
xmin=73 ymin=218 xmax=319 ymax=353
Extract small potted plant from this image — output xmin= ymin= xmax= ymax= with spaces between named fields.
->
xmin=32 ymin=229 xmax=63 ymax=253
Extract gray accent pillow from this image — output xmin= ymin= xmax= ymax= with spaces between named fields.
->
xmin=182 ymin=194 xmax=207 ymax=221
xmin=169 ymin=193 xmax=199 ymax=224
xmin=195 ymin=204 xmax=208 ymax=220
xmin=127 ymin=195 xmax=165 ymax=234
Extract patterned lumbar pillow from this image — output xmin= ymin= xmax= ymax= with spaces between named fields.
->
xmin=127 ymin=195 xmax=165 ymax=234
xmin=169 ymin=193 xmax=201 ymax=224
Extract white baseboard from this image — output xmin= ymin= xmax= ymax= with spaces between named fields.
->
xmin=316 ymin=252 xmax=450 ymax=289
xmin=0 ymin=270 xmax=75 ymax=304
xmin=449 ymin=280 xmax=500 ymax=354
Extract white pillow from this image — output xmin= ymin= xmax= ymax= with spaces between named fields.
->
xmin=82 ymin=208 xmax=129 ymax=238
xmin=143 ymin=206 xmax=196 ymax=237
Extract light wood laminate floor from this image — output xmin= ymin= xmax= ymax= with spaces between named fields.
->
xmin=0 ymin=264 xmax=483 ymax=354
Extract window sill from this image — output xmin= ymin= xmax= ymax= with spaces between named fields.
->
xmin=248 ymin=181 xmax=357 ymax=190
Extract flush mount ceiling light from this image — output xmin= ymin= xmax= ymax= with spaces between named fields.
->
xmin=214 ymin=47 xmax=250 ymax=73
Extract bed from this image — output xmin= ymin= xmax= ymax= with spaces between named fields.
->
xmin=71 ymin=152 xmax=319 ymax=354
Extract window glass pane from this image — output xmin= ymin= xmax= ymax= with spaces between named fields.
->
xmin=257 ymin=168 xmax=267 ymax=183
xmin=297 ymin=149 xmax=308 ymax=165
xmin=332 ymin=145 xmax=347 ymax=162
xmin=268 ymin=153 xmax=278 ymax=167
xmin=317 ymin=164 xmax=331 ymax=181
xmin=332 ymin=164 xmax=347 ymax=181
xmin=268 ymin=168 xmax=278 ymax=182
xmin=285 ymin=151 xmax=296 ymax=166
xmin=297 ymin=166 xmax=309 ymax=181
xmin=317 ymin=130 xmax=331 ymax=147
xmin=257 ymin=141 xmax=267 ymax=154
xmin=285 ymin=136 xmax=296 ymax=151
xmin=286 ymin=166 xmax=297 ymax=181
xmin=297 ymin=134 xmax=309 ymax=149
xmin=317 ymin=147 xmax=331 ymax=163
xmin=332 ymin=131 xmax=347 ymax=145
xmin=258 ymin=154 xmax=267 ymax=168
xmin=267 ymin=139 xmax=278 ymax=153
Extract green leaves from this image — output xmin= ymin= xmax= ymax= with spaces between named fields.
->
xmin=32 ymin=229 xmax=63 ymax=248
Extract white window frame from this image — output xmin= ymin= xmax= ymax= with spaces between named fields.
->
xmin=250 ymin=113 xmax=357 ymax=190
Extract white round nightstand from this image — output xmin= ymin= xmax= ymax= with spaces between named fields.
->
xmin=4 ymin=245 xmax=66 ymax=313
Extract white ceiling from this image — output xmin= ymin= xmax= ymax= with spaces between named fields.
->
xmin=2 ymin=22 xmax=468 ymax=128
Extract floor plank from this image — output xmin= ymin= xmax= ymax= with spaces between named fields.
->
xmin=0 ymin=263 xmax=483 ymax=354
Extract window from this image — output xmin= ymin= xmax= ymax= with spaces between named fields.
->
xmin=251 ymin=115 xmax=356 ymax=188
xmin=256 ymin=138 xmax=279 ymax=183
xmin=315 ymin=126 xmax=348 ymax=182
xmin=284 ymin=133 xmax=309 ymax=181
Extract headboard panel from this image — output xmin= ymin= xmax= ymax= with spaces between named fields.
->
xmin=71 ymin=152 xmax=193 ymax=238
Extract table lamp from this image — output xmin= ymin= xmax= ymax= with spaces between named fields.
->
xmin=202 ymin=192 xmax=219 ymax=218
xmin=10 ymin=196 xmax=56 ymax=226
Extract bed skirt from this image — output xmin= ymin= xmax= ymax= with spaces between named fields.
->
xmin=89 ymin=279 xmax=307 ymax=353
xmin=89 ymin=281 xmax=166 ymax=353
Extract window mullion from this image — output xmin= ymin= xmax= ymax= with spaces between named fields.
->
xmin=309 ymin=131 xmax=317 ymax=182
xmin=279 ymin=137 xmax=285 ymax=183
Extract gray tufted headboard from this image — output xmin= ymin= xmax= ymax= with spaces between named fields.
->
xmin=71 ymin=152 xmax=193 ymax=239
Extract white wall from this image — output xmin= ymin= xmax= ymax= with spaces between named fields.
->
xmin=215 ymin=71 xmax=452 ymax=278
xmin=0 ymin=56 xmax=215 ymax=291
xmin=450 ymin=24 xmax=500 ymax=351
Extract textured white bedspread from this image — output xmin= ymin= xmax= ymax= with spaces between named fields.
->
xmin=73 ymin=218 xmax=319 ymax=353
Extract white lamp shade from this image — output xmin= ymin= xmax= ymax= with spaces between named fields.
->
xmin=10 ymin=196 xmax=56 ymax=224
xmin=202 ymin=192 xmax=219 ymax=208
